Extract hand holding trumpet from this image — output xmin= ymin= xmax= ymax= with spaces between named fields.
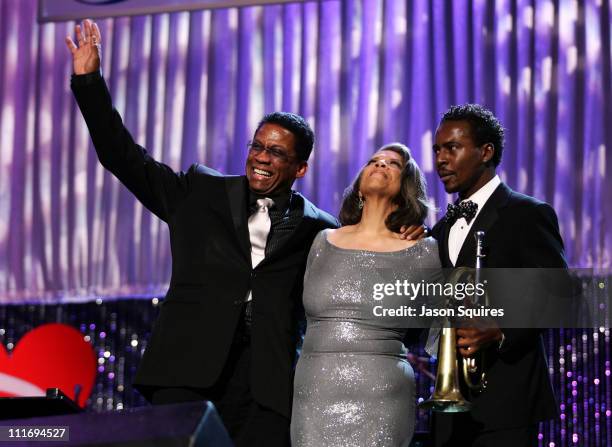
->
xmin=456 ymin=326 xmax=503 ymax=357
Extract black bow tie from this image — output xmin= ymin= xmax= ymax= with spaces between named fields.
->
xmin=445 ymin=200 xmax=478 ymax=225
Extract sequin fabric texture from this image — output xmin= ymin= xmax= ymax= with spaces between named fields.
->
xmin=291 ymin=230 xmax=441 ymax=447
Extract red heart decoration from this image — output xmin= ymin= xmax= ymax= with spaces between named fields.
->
xmin=0 ymin=323 xmax=96 ymax=407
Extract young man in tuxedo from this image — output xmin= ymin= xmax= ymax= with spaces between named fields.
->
xmin=430 ymin=104 xmax=567 ymax=446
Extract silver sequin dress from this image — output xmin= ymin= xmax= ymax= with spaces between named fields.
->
xmin=291 ymin=230 xmax=441 ymax=447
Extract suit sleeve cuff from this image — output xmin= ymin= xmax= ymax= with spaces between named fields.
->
xmin=71 ymin=70 xmax=103 ymax=87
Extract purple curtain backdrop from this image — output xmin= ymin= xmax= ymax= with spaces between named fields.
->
xmin=1 ymin=2 xmax=612 ymax=446
xmin=0 ymin=0 xmax=610 ymax=302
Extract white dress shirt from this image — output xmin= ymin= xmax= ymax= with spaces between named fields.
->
xmin=448 ymin=175 xmax=501 ymax=266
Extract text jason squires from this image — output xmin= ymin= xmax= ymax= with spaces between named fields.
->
xmin=371 ymin=280 xmax=504 ymax=318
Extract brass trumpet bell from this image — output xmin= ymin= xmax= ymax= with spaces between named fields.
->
xmin=420 ymin=231 xmax=488 ymax=412
xmin=418 ymin=327 xmax=471 ymax=412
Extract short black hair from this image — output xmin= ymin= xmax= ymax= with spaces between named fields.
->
xmin=256 ymin=112 xmax=314 ymax=162
xmin=440 ymin=104 xmax=505 ymax=166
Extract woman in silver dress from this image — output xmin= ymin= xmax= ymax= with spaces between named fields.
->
xmin=291 ymin=143 xmax=440 ymax=446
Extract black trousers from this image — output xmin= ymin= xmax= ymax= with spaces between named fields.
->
xmin=432 ymin=412 xmax=538 ymax=447
xmin=150 ymin=330 xmax=289 ymax=446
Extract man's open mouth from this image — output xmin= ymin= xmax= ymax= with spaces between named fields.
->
xmin=253 ymin=168 xmax=273 ymax=178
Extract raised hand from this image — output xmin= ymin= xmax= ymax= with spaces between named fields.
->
xmin=65 ymin=19 xmax=101 ymax=75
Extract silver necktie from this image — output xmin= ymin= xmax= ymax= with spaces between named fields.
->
xmin=246 ymin=198 xmax=274 ymax=302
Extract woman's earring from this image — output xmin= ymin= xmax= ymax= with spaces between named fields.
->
xmin=358 ymin=192 xmax=364 ymax=210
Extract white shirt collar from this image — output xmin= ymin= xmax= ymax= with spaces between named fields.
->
xmin=460 ymin=175 xmax=501 ymax=213
xmin=447 ymin=175 xmax=501 ymax=266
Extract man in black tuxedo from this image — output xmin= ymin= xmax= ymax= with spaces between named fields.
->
xmin=430 ymin=104 xmax=567 ymax=446
xmin=65 ymin=20 xmax=338 ymax=447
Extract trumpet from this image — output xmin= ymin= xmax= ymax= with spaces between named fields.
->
xmin=462 ymin=230 xmax=488 ymax=392
xmin=419 ymin=231 xmax=488 ymax=412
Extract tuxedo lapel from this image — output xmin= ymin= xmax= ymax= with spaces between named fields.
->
xmin=291 ymin=196 xmax=319 ymax=243
xmin=258 ymin=193 xmax=313 ymax=266
xmin=455 ymin=183 xmax=511 ymax=267
xmin=224 ymin=176 xmax=251 ymax=262
xmin=431 ymin=216 xmax=453 ymax=267
xmin=440 ymin=221 xmax=453 ymax=267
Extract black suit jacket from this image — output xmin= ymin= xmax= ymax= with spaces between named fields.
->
xmin=71 ymin=72 xmax=338 ymax=418
xmin=431 ymin=182 xmax=567 ymax=430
